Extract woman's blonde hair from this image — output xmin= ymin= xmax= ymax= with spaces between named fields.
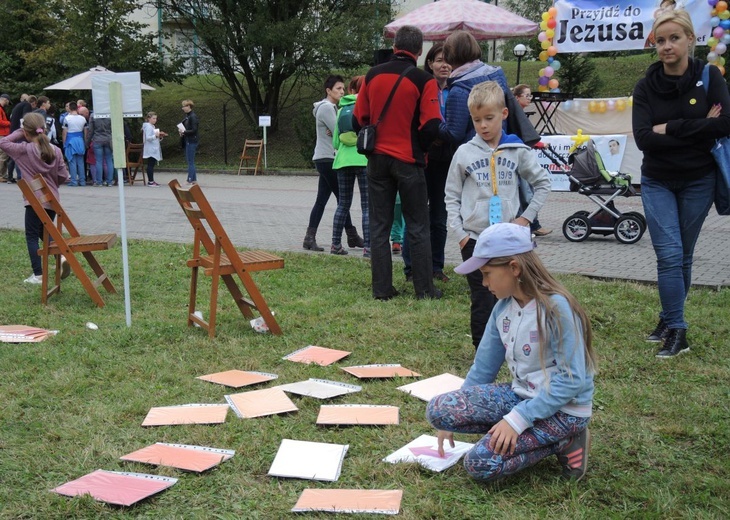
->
xmin=486 ymin=250 xmax=597 ymax=375
xmin=653 ymin=9 xmax=695 ymax=48
xmin=21 ymin=112 xmax=55 ymax=165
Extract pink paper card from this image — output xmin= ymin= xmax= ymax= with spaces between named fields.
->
xmin=397 ymin=373 xmax=465 ymax=402
xmin=316 ymin=404 xmax=399 ymax=426
xmin=341 ymin=364 xmax=420 ymax=379
xmin=225 ymin=387 xmax=298 ymax=418
xmin=292 ymin=489 xmax=403 ymax=514
xmin=283 ymin=345 xmax=351 ymax=366
xmin=141 ymin=404 xmax=229 ymax=427
xmin=196 ymin=369 xmax=278 ymax=388
xmin=51 ymin=470 xmax=177 ymax=506
xmin=0 ymin=325 xmax=56 ymax=343
xmin=120 ymin=443 xmax=234 ymax=472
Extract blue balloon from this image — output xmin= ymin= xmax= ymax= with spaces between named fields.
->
xmin=547 ymin=57 xmax=554 ymax=64
xmin=562 ymin=100 xmax=573 ymax=112
xmin=712 ymin=16 xmax=721 ymax=28
xmin=721 ymin=19 xmax=730 ymax=30
xmin=723 ymin=33 xmax=730 ymax=45
xmin=550 ymin=88 xmax=561 ymax=93
xmin=551 ymin=60 xmax=561 ymax=71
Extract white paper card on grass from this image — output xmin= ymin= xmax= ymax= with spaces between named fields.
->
xmin=383 ymin=434 xmax=474 ymax=472
xmin=275 ymin=379 xmax=362 ymax=399
xmin=396 ymin=373 xmax=464 ymax=402
xmin=268 ymin=439 xmax=348 ymax=482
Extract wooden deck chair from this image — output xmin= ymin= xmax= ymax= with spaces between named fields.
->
xmin=126 ymin=142 xmax=146 ymax=185
xmin=168 ymin=179 xmax=284 ymax=337
xmin=17 ymin=175 xmax=117 ymax=307
xmin=237 ymin=139 xmax=263 ymax=175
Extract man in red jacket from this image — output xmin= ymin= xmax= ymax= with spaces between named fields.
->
xmin=0 ymin=94 xmax=11 ymax=181
xmin=353 ymin=25 xmax=442 ymax=300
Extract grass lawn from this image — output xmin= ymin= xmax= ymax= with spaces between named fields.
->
xmin=0 ymin=229 xmax=728 ymax=519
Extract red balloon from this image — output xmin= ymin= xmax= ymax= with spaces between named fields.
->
xmin=547 ymin=19 xmax=557 ymax=29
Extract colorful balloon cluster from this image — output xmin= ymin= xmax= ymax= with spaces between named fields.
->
xmin=537 ymin=7 xmax=560 ymax=92
xmin=708 ymin=0 xmax=730 ymax=75
xmin=561 ymin=97 xmax=633 ymax=114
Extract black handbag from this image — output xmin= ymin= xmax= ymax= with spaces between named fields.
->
xmin=357 ymin=66 xmax=413 ymax=156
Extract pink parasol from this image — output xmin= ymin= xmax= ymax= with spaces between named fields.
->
xmin=384 ymin=0 xmax=539 ymax=41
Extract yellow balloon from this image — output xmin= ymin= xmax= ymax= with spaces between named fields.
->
xmin=540 ymin=21 xmax=548 ymax=30
xmin=542 ymin=12 xmax=550 ymax=21
xmin=588 ymin=101 xmax=598 ymax=113
xmin=546 ymin=29 xmax=555 ymax=39
xmin=541 ymin=40 xmax=551 ymax=50
xmin=721 ymin=65 xmax=727 ymax=75
xmin=538 ymin=85 xmax=549 ymax=92
xmin=539 ymin=51 xmax=548 ymax=61
xmin=721 ymin=11 xmax=730 ymax=20
xmin=628 ymin=96 xmax=633 ymax=107
xmin=616 ymin=99 xmax=627 ymax=111
xmin=598 ymin=101 xmax=607 ymax=113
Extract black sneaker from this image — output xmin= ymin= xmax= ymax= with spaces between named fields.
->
xmin=433 ymin=271 xmax=450 ymax=282
xmin=374 ymin=287 xmax=399 ymax=301
xmin=656 ymin=328 xmax=690 ymax=358
xmin=416 ymin=288 xmax=443 ymax=300
xmin=646 ymin=319 xmax=668 ymax=342
xmin=556 ymin=428 xmax=591 ymax=480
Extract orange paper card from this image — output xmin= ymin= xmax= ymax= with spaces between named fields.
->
xmin=283 ymin=345 xmax=351 ymax=366
xmin=397 ymin=373 xmax=465 ymax=402
xmin=120 ymin=443 xmax=234 ymax=472
xmin=141 ymin=404 xmax=229 ymax=427
xmin=225 ymin=387 xmax=298 ymax=418
xmin=196 ymin=370 xmax=278 ymax=388
xmin=316 ymin=404 xmax=399 ymax=426
xmin=292 ymin=489 xmax=403 ymax=514
xmin=341 ymin=364 xmax=420 ymax=379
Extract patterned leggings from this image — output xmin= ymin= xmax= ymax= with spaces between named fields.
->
xmin=332 ymin=166 xmax=369 ymax=247
xmin=426 ymin=383 xmax=589 ymax=481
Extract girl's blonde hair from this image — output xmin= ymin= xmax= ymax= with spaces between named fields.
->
xmin=21 ymin=113 xmax=55 ymax=165
xmin=146 ymin=111 xmax=157 ymax=120
xmin=487 ymin=250 xmax=597 ymax=375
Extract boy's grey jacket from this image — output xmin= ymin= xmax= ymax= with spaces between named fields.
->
xmin=445 ymin=131 xmax=550 ymax=242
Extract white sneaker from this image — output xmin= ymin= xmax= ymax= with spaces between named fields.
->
xmin=24 ymin=274 xmax=43 ymax=284
xmin=60 ymin=256 xmax=71 ymax=280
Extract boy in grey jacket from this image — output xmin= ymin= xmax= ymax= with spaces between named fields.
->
xmin=445 ymin=81 xmax=550 ymax=349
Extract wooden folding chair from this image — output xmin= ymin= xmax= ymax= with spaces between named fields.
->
xmin=126 ymin=142 xmax=146 ymax=185
xmin=17 ymin=175 xmax=117 ymax=307
xmin=168 ymin=179 xmax=284 ymax=337
xmin=237 ymin=139 xmax=264 ymax=175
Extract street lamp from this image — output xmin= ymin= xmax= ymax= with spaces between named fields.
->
xmin=513 ymin=44 xmax=527 ymax=86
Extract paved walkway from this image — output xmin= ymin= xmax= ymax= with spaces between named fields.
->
xmin=1 ymin=171 xmax=728 ymax=287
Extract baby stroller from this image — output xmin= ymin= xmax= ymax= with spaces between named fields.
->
xmin=542 ymin=140 xmax=646 ymax=244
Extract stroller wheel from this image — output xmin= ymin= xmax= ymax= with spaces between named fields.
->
xmin=624 ymin=211 xmax=647 ymax=227
xmin=563 ymin=214 xmax=591 ymax=242
xmin=614 ymin=214 xmax=645 ymax=244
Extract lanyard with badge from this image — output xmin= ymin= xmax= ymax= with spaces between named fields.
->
xmin=489 ymin=150 xmax=503 ymax=225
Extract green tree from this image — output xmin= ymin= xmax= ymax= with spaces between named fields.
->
xmin=156 ymin=0 xmax=394 ymax=131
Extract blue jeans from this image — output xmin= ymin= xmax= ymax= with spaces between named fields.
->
xmin=68 ymin=155 xmax=85 ymax=186
xmin=94 ymin=142 xmax=114 ymax=185
xmin=641 ymin=174 xmax=716 ymax=329
xmin=186 ymin=141 xmax=198 ymax=182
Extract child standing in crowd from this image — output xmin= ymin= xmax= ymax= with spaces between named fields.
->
xmin=445 ymin=81 xmax=550 ymax=350
xmin=0 ymin=113 xmax=70 ymax=284
xmin=427 ymin=223 xmax=596 ymax=481
xmin=142 ymin=112 xmax=167 ymax=187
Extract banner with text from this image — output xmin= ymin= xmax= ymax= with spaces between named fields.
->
xmin=554 ymin=0 xmax=711 ymax=53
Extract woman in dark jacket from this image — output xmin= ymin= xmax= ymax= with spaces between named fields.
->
xmin=632 ymin=9 xmax=730 ymax=358
xmin=179 ymin=99 xmax=199 ymax=184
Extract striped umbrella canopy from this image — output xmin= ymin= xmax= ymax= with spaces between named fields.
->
xmin=384 ymin=0 xmax=539 ymax=41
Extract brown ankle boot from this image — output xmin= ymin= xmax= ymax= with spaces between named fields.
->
xmin=346 ymin=227 xmax=365 ymax=248
xmin=303 ymin=227 xmax=324 ymax=251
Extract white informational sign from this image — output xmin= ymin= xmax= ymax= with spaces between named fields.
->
xmin=90 ymin=72 xmax=143 ymax=117
xmin=534 ymin=134 xmax=628 ymax=192
xmin=259 ymin=115 xmax=271 ymax=127
xmin=554 ymin=0 xmax=711 ymax=53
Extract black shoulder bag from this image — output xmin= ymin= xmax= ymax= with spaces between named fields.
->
xmin=357 ymin=66 xmax=413 ymax=155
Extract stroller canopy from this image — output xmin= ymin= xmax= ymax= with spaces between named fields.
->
xmin=569 ymin=140 xmax=630 ymax=187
